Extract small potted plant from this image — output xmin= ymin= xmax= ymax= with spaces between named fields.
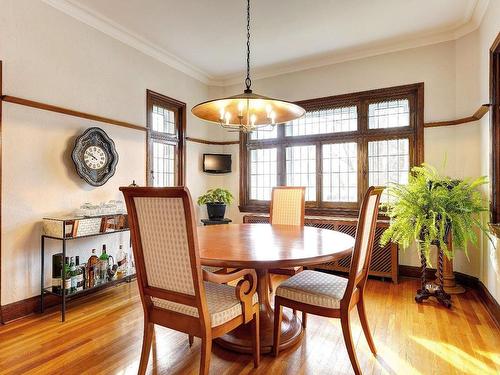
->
xmin=197 ymin=188 xmax=234 ymax=220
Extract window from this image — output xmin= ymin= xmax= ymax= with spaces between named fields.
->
xmin=323 ymin=142 xmax=357 ymax=202
xmin=285 ymin=106 xmax=358 ymax=136
xmin=250 ymin=148 xmax=277 ymax=200
xmin=286 ymin=145 xmax=316 ymax=200
xmin=146 ymin=90 xmax=186 ymax=187
xmin=240 ymin=83 xmax=424 ymax=215
xmin=368 ymin=138 xmax=409 ymax=202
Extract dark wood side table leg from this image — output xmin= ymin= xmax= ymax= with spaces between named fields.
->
xmin=40 ymin=236 xmax=45 ymax=313
xmin=61 ymin=239 xmax=66 ymax=322
xmin=215 ymin=268 xmax=303 ymax=354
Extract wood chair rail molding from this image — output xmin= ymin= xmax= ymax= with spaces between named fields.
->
xmin=186 ymin=137 xmax=239 ymax=145
xmin=424 ymin=104 xmax=491 ymax=128
xmin=1 ymin=95 xmax=146 ymax=132
xmin=0 ymin=96 xmax=242 ymax=145
xmin=5 ymin=96 xmax=490 ymax=133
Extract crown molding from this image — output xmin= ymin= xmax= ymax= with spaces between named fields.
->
xmin=43 ymin=0 xmax=489 ymax=87
xmin=41 ymin=0 xmax=215 ymax=84
xmin=219 ymin=0 xmax=490 ymax=86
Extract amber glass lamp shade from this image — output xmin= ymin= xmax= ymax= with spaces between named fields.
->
xmin=191 ymin=91 xmax=305 ymax=131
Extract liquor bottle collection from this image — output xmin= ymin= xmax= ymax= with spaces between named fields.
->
xmin=51 ymin=244 xmax=135 ymax=295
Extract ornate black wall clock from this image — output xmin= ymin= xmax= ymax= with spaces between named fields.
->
xmin=71 ymin=127 xmax=119 ymax=187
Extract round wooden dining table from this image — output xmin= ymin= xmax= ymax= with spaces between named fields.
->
xmin=198 ymin=223 xmax=355 ymax=354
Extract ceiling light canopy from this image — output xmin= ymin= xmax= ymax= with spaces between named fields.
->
xmin=191 ymin=0 xmax=305 ymax=133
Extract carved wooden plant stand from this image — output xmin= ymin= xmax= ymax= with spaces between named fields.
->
xmin=415 ymin=233 xmax=452 ymax=308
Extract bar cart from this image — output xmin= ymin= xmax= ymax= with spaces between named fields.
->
xmin=40 ymin=213 xmax=135 ymax=322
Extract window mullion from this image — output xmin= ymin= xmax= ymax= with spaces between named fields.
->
xmin=358 ymin=100 xmax=368 ymax=202
xmin=278 ymin=144 xmax=286 ymax=186
xmin=278 ymin=125 xmax=286 ymax=187
xmin=358 ymin=139 xmax=368 ymax=205
xmin=316 ymin=141 xmax=322 ymax=207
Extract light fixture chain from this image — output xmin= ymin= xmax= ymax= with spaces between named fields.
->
xmin=191 ymin=0 xmax=305 ymax=133
xmin=245 ymin=0 xmax=252 ymax=91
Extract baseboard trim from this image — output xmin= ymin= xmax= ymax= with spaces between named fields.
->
xmin=399 ymin=264 xmax=434 ymax=279
xmin=1 ymin=294 xmax=58 ymax=323
xmin=1 ymin=277 xmax=135 ymax=324
xmin=477 ymin=281 xmax=500 ymax=329
xmin=398 ymin=264 xmax=479 ymax=288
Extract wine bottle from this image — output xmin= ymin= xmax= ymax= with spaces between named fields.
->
xmin=69 ymin=257 xmax=76 ymax=293
xmin=63 ymin=257 xmax=71 ymax=294
xmin=99 ymin=244 xmax=109 ymax=281
xmin=87 ymin=249 xmax=99 ymax=287
xmin=51 ymin=253 xmax=63 ymax=294
xmin=116 ymin=245 xmax=127 ymax=279
xmin=75 ymin=256 xmax=84 ymax=292
xmin=129 ymin=243 xmax=135 ymax=276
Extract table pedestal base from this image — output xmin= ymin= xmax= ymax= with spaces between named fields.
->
xmin=215 ymin=269 xmax=303 ymax=354
xmin=215 ymin=308 xmax=303 ymax=354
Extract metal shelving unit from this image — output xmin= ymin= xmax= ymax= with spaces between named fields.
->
xmin=40 ymin=213 xmax=134 ymax=322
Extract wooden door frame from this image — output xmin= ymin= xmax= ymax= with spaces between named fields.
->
xmin=0 ymin=61 xmax=3 ymax=323
xmin=491 ymin=33 xmax=500 ymax=224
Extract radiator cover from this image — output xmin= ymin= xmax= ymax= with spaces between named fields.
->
xmin=242 ymin=214 xmax=398 ymax=283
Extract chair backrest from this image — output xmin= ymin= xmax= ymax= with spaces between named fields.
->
xmin=343 ymin=186 xmax=384 ymax=302
xmin=269 ymin=187 xmax=305 ymax=226
xmin=120 ymin=187 xmax=209 ymax=326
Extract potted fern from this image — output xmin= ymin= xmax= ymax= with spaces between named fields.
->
xmin=197 ymin=188 xmax=234 ymax=220
xmin=380 ymin=164 xmax=492 ymax=306
xmin=381 ymin=164 xmax=491 ymax=263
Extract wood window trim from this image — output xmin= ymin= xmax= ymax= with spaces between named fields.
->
xmin=146 ymin=89 xmax=186 ymax=186
xmin=239 ymin=83 xmax=424 ymax=217
xmin=491 ymin=33 xmax=500 ymax=224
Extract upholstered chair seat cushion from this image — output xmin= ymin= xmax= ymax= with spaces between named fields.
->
xmin=202 ymin=266 xmax=223 ymax=273
xmin=276 ymin=270 xmax=348 ymax=309
xmin=152 ymin=282 xmax=258 ymax=327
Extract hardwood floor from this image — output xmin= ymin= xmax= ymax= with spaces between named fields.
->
xmin=0 ymin=276 xmax=499 ymax=375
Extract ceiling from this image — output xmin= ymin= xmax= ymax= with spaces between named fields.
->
xmin=43 ymin=0 xmax=488 ymax=85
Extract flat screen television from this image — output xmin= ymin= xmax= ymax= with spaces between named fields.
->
xmin=203 ymin=153 xmax=232 ymax=174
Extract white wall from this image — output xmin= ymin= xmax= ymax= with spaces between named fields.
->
xmin=0 ymin=0 xmax=220 ymax=305
xmin=476 ymin=0 xmax=500 ymax=303
xmin=450 ymin=0 xmax=500 ymax=303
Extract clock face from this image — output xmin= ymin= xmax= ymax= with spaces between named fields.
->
xmin=84 ymin=146 xmax=108 ymax=170
xmin=71 ymin=127 xmax=119 ymax=187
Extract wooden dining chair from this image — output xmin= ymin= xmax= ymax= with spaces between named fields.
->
xmin=270 ymin=186 xmax=306 ymax=226
xmin=272 ymin=186 xmax=384 ymax=375
xmin=268 ymin=186 xmax=306 ymax=292
xmin=120 ymin=186 xmax=260 ymax=375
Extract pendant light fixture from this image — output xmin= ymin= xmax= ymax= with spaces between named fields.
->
xmin=191 ymin=0 xmax=305 ymax=133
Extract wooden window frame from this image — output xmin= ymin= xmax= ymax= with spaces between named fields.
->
xmin=491 ymin=33 xmax=500 ymax=224
xmin=239 ymin=83 xmax=424 ymax=216
xmin=146 ymin=89 xmax=186 ymax=186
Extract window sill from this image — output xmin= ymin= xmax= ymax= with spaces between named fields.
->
xmin=239 ymin=204 xmax=360 ymax=218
